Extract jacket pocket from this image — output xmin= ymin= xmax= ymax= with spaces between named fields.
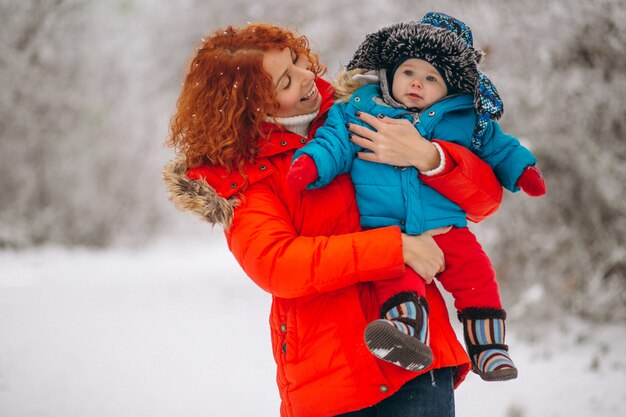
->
xmin=270 ymin=299 xmax=297 ymax=367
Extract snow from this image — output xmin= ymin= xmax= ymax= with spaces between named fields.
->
xmin=1 ymin=237 xmax=625 ymax=417
xmin=371 ymin=348 xmax=394 ymax=357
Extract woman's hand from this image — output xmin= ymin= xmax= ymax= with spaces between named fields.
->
xmin=401 ymin=227 xmax=451 ymax=283
xmin=347 ymin=112 xmax=440 ymax=172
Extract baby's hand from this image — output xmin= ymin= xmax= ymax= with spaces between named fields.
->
xmin=286 ymin=155 xmax=319 ymax=193
xmin=516 ymin=166 xmax=547 ymax=197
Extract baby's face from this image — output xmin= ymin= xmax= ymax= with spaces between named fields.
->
xmin=392 ymin=59 xmax=448 ymax=110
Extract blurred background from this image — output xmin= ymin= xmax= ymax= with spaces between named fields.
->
xmin=1 ymin=0 xmax=625 ymax=416
xmin=2 ymin=0 xmax=624 ymax=319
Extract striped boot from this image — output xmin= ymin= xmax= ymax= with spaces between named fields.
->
xmin=364 ymin=292 xmax=433 ymax=372
xmin=458 ymin=308 xmax=518 ymax=381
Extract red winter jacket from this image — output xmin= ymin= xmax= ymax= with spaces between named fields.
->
xmin=163 ymin=78 xmax=502 ymax=417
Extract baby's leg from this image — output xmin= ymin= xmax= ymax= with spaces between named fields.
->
xmin=432 ymin=227 xmax=501 ymax=310
xmin=364 ymin=269 xmax=431 ymax=372
xmin=434 ymin=227 xmax=517 ymax=382
xmin=373 ymin=267 xmax=426 ymax=309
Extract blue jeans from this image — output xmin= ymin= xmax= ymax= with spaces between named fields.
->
xmin=336 ymin=367 xmax=456 ymax=417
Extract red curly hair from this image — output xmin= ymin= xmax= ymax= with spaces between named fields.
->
xmin=168 ymin=23 xmax=326 ymax=169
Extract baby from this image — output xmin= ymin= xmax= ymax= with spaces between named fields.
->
xmin=286 ymin=12 xmax=546 ymax=381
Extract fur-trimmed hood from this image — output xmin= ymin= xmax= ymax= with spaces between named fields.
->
xmin=162 ymin=155 xmax=239 ymax=229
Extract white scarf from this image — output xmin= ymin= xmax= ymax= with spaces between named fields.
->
xmin=272 ymin=110 xmax=319 ymax=138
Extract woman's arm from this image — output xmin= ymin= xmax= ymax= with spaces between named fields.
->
xmin=347 ymin=112 xmax=502 ymax=222
xmin=225 ymin=182 xmax=406 ymax=299
xmin=422 ymin=140 xmax=502 ymax=222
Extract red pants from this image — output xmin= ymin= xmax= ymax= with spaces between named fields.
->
xmin=374 ymin=227 xmax=502 ymax=311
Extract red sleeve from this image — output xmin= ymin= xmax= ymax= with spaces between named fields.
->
xmin=420 ymin=140 xmax=503 ymax=223
xmin=225 ymin=182 xmax=406 ymax=299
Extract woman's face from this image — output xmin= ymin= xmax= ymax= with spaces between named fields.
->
xmin=262 ymin=47 xmax=322 ymax=118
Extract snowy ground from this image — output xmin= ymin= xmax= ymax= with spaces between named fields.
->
xmin=1 ymin=236 xmax=624 ymax=417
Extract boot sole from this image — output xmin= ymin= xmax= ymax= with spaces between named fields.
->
xmin=364 ymin=320 xmax=433 ymax=372
xmin=473 ymin=364 xmax=518 ymax=381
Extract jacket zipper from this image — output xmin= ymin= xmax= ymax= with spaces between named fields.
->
xmin=405 ymin=111 xmax=422 ymax=125
xmin=399 ymin=110 xmax=420 ymax=124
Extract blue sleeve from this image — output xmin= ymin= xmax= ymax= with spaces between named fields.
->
xmin=474 ymin=121 xmax=538 ymax=192
xmin=293 ymin=102 xmax=357 ymax=189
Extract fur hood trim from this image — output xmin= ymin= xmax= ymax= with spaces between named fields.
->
xmin=162 ymin=156 xmax=239 ymax=229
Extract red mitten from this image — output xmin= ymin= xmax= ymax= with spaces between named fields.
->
xmin=286 ymin=154 xmax=319 ymax=192
xmin=516 ymin=166 xmax=547 ymax=197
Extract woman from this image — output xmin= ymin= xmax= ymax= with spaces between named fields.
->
xmin=163 ymin=23 xmax=502 ymax=417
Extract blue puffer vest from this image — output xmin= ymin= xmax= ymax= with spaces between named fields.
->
xmin=294 ymin=84 xmax=536 ymax=235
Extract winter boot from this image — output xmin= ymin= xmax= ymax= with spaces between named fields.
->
xmin=458 ymin=308 xmax=518 ymax=381
xmin=364 ymin=292 xmax=433 ymax=372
